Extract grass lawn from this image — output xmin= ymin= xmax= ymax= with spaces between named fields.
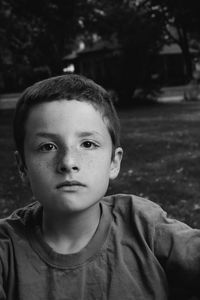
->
xmin=1 ymin=102 xmax=200 ymax=227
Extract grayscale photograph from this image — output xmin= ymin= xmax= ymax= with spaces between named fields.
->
xmin=0 ymin=1 xmax=200 ymax=299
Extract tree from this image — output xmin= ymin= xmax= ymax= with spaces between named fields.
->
xmin=148 ymin=0 xmax=200 ymax=80
xmin=10 ymin=0 xmax=92 ymax=72
xmin=82 ymin=0 xmax=200 ymax=99
xmin=81 ymin=0 xmax=166 ymax=100
xmin=2 ymin=0 xmax=199 ymax=93
xmin=0 ymin=0 xmax=38 ymax=90
xmin=0 ymin=0 xmax=95 ymax=91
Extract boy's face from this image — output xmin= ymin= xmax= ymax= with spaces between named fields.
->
xmin=19 ymin=100 xmax=122 ymax=215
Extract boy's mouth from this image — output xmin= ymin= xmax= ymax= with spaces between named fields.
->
xmin=56 ymin=180 xmax=86 ymax=189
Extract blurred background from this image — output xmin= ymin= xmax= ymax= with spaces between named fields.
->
xmin=1 ymin=0 xmax=200 ymax=227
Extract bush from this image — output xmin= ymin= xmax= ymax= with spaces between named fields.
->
xmin=184 ymin=80 xmax=200 ymax=101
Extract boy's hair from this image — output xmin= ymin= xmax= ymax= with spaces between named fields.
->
xmin=13 ymin=74 xmax=120 ymax=163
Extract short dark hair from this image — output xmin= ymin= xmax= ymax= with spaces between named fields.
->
xmin=13 ymin=74 xmax=120 ymax=162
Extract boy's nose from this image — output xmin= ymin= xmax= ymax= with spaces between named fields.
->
xmin=56 ymin=149 xmax=79 ymax=174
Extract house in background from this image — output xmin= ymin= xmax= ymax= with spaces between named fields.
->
xmin=152 ymin=44 xmax=186 ymax=86
xmin=152 ymin=44 xmax=199 ymax=86
xmin=63 ymin=39 xmax=198 ymax=90
xmin=63 ymin=39 xmax=122 ymax=90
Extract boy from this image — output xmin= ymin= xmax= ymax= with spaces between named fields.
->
xmin=0 ymin=74 xmax=200 ymax=300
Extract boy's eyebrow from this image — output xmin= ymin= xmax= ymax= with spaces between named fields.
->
xmin=78 ymin=131 xmax=103 ymax=138
xmin=35 ymin=131 xmax=103 ymax=138
xmin=35 ymin=132 xmax=59 ymax=138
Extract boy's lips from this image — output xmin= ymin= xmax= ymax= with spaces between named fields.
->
xmin=56 ymin=180 xmax=86 ymax=189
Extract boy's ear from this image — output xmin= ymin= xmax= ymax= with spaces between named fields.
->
xmin=14 ymin=151 xmax=29 ymax=185
xmin=109 ymin=147 xmax=123 ymax=180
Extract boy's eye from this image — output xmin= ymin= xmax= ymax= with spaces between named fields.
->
xmin=39 ymin=143 xmax=57 ymax=152
xmin=81 ymin=141 xmax=98 ymax=149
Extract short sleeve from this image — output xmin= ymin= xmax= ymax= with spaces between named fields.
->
xmin=0 ymin=256 xmax=6 ymax=300
xmin=154 ymin=210 xmax=200 ymax=297
xmin=0 ymin=224 xmax=15 ymax=300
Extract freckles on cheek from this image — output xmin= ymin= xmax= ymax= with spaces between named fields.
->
xmin=83 ymin=155 xmax=102 ymax=171
xmin=28 ymin=159 xmax=49 ymax=175
xmin=85 ymin=155 xmax=110 ymax=171
xmin=84 ymin=158 xmax=94 ymax=169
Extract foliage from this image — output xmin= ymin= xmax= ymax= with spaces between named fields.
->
xmin=147 ymin=0 xmax=200 ymax=79
xmin=1 ymin=0 xmax=200 ymax=93
xmin=0 ymin=0 xmax=94 ymax=91
xmin=82 ymin=0 xmax=166 ymax=101
xmin=83 ymin=0 xmax=200 ymax=99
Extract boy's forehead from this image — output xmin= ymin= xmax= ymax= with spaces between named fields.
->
xmin=27 ymin=98 xmax=103 ymax=118
xmin=25 ymin=100 xmax=111 ymax=138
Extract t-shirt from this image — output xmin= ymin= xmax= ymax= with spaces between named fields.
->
xmin=0 ymin=194 xmax=200 ymax=300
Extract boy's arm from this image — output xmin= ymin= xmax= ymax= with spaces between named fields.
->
xmin=0 ymin=227 xmax=15 ymax=300
xmin=154 ymin=210 xmax=200 ymax=296
xmin=0 ymin=257 xmax=6 ymax=300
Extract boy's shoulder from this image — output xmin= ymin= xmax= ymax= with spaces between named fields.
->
xmin=102 ymin=193 xmax=167 ymax=233
xmin=103 ymin=193 xmax=164 ymax=219
xmin=101 ymin=194 xmax=169 ymax=250
xmin=0 ymin=201 xmax=41 ymax=238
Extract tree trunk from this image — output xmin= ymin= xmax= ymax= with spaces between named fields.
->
xmin=177 ymin=24 xmax=193 ymax=81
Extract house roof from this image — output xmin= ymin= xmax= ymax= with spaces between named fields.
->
xmin=159 ymin=44 xmax=182 ymax=54
xmin=63 ymin=40 xmax=198 ymax=61
xmin=160 ymin=43 xmax=198 ymax=55
xmin=63 ymin=39 xmax=120 ymax=61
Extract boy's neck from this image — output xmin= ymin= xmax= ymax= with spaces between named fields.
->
xmin=41 ymin=203 xmax=101 ymax=255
